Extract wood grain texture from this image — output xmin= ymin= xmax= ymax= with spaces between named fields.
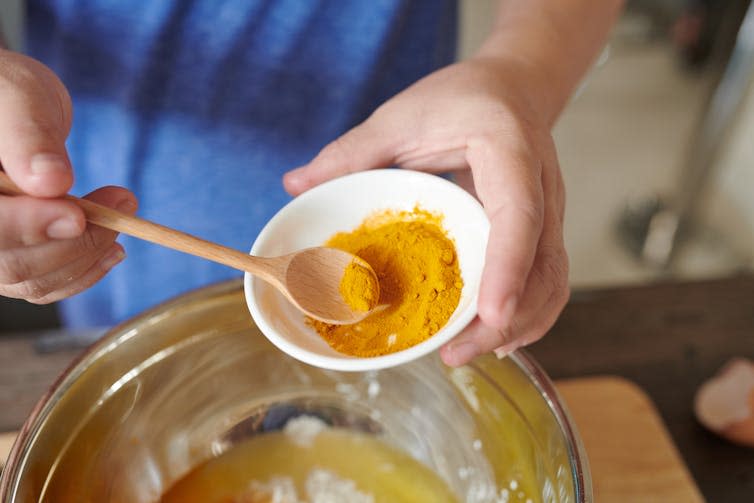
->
xmin=0 ymin=335 xmax=78 ymax=431
xmin=557 ymin=376 xmax=705 ymax=503
xmin=0 ymin=431 xmax=14 ymax=468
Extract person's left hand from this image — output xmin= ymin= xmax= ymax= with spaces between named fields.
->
xmin=283 ymin=57 xmax=569 ymax=367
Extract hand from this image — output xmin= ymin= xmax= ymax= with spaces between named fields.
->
xmin=284 ymin=57 xmax=569 ymax=366
xmin=0 ymin=49 xmax=136 ymax=304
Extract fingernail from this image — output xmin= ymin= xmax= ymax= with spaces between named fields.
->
xmin=494 ymin=347 xmax=509 ymax=359
xmin=46 ymin=217 xmax=82 ymax=239
xmin=31 ymin=154 xmax=69 ymax=175
xmin=116 ymin=198 xmax=137 ymax=213
xmin=449 ymin=341 xmax=480 ymax=365
xmin=101 ymin=246 xmax=125 ymax=270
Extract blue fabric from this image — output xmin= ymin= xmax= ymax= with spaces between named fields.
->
xmin=26 ymin=0 xmax=457 ymax=327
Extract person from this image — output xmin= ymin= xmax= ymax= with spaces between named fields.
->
xmin=0 ymin=0 xmax=623 ymax=367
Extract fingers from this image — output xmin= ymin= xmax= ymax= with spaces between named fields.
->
xmin=0 ymin=49 xmax=74 ymax=197
xmin=0 ymin=186 xmax=136 ymax=303
xmin=0 ymin=189 xmax=132 ymax=279
xmin=440 ymin=318 xmax=507 ymax=366
xmin=283 ymin=117 xmax=397 ymax=196
xmin=0 ymin=51 xmax=117 ymax=304
xmin=1 ymin=243 xmax=125 ymax=304
xmin=442 ymin=134 xmax=568 ymax=367
xmin=467 ymin=133 xmax=544 ymax=330
xmin=440 ymin=240 xmax=569 ymax=367
xmin=0 ymin=195 xmax=85 ymax=248
xmin=441 ymin=240 xmax=569 ymax=366
xmin=35 ymin=243 xmax=124 ymax=303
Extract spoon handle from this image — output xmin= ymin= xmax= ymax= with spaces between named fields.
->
xmin=0 ymin=171 xmax=280 ymax=281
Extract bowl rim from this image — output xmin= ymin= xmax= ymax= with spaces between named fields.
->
xmin=0 ymin=280 xmax=591 ymax=502
xmin=244 ymin=169 xmax=489 ymax=372
xmin=507 ymin=349 xmax=593 ymax=502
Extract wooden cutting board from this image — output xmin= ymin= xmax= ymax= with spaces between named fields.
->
xmin=556 ymin=376 xmax=705 ymax=502
xmin=0 ymin=376 xmax=704 ymax=501
xmin=0 ymin=432 xmax=13 ymax=468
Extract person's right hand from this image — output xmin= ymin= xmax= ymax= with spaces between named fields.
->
xmin=0 ymin=49 xmax=136 ymax=304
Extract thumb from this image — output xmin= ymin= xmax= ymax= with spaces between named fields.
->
xmin=283 ymin=117 xmax=396 ymax=196
xmin=0 ymin=50 xmax=73 ymax=197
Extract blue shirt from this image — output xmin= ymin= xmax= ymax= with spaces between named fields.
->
xmin=27 ymin=0 xmax=457 ymax=327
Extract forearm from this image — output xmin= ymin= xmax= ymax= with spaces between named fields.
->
xmin=476 ymin=0 xmax=624 ymax=127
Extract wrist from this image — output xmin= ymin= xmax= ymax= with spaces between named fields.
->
xmin=466 ymin=48 xmax=565 ymax=130
xmin=472 ymin=0 xmax=622 ymax=128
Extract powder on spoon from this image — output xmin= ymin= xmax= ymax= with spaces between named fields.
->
xmin=339 ymin=261 xmax=379 ymax=312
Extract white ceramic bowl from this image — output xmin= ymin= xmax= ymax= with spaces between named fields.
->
xmin=244 ymin=169 xmax=490 ymax=371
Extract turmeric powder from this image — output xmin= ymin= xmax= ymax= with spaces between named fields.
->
xmin=339 ymin=260 xmax=379 ymax=312
xmin=308 ymin=207 xmax=462 ymax=357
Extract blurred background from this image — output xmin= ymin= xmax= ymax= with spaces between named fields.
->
xmin=462 ymin=0 xmax=754 ymax=289
xmin=1 ymin=0 xmax=753 ymax=329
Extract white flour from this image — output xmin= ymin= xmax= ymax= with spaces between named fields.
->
xmin=238 ymin=417 xmax=374 ymax=502
xmin=283 ymin=415 xmax=327 ymax=448
xmin=247 ymin=469 xmax=374 ymax=503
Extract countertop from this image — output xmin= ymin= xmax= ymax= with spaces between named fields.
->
xmin=529 ymin=273 xmax=754 ymax=503
xmin=1 ymin=274 xmax=753 ymax=501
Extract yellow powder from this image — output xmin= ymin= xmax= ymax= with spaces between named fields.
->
xmin=308 ymin=207 xmax=462 ymax=357
xmin=339 ymin=261 xmax=379 ymax=312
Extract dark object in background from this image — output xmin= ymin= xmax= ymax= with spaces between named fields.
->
xmin=626 ymin=0 xmax=752 ymax=70
xmin=672 ymin=0 xmax=753 ymax=71
xmin=0 ymin=297 xmax=60 ymax=333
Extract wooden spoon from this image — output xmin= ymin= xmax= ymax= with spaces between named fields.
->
xmin=0 ymin=171 xmax=377 ymax=325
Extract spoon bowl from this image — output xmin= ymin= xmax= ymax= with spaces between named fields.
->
xmin=282 ymin=247 xmax=378 ymax=324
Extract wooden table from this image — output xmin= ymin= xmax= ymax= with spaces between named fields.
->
xmin=1 ymin=274 xmax=753 ymax=501
xmin=529 ymin=274 xmax=754 ymax=503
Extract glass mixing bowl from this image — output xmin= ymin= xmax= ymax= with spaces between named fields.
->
xmin=0 ymin=280 xmax=591 ymax=502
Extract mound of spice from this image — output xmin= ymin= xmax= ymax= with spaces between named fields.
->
xmin=308 ymin=207 xmax=462 ymax=357
xmin=339 ymin=260 xmax=380 ymax=312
